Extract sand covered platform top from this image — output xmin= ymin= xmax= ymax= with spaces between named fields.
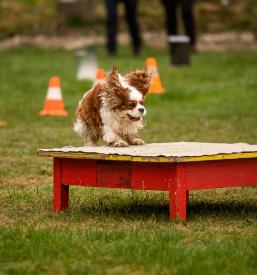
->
xmin=37 ymin=142 xmax=257 ymax=163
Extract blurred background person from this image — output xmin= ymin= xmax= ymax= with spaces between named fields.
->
xmin=105 ymin=0 xmax=142 ymax=56
xmin=161 ymin=0 xmax=197 ymax=52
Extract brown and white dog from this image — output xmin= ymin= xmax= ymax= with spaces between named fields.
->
xmin=74 ymin=66 xmax=151 ymax=147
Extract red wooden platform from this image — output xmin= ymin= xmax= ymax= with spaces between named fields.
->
xmin=37 ymin=142 xmax=257 ymax=222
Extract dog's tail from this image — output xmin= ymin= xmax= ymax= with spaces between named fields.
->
xmin=73 ymin=118 xmax=86 ymax=138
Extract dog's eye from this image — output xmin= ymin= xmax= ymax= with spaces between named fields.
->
xmin=139 ymin=100 xmax=144 ymax=105
xmin=129 ymin=102 xmax=136 ymax=108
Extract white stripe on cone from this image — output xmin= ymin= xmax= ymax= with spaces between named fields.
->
xmin=46 ymin=87 xmax=63 ymax=100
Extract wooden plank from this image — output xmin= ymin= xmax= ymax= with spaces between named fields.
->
xmin=169 ymin=163 xmax=187 ymax=222
xmin=187 ymin=158 xmax=257 ymax=190
xmin=97 ymin=161 xmax=131 ymax=188
xmin=37 ymin=150 xmax=257 ymax=163
xmin=180 ymin=152 xmax=257 ymax=162
xmin=131 ymin=162 xmax=175 ymax=191
xmin=53 ymin=158 xmax=69 ymax=211
xmin=61 ymin=159 xmax=96 ymax=186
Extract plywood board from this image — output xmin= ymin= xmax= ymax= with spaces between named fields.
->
xmin=37 ymin=142 xmax=257 ymax=163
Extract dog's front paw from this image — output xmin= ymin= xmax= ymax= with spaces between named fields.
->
xmin=108 ymin=140 xmax=129 ymax=147
xmin=129 ymin=138 xmax=145 ymax=145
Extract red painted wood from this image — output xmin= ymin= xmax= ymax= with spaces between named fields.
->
xmin=131 ymin=162 xmax=175 ymax=191
xmin=187 ymin=158 xmax=257 ymax=190
xmin=97 ymin=161 xmax=132 ymax=188
xmin=51 ymin=156 xmax=257 ymax=222
xmin=61 ymin=159 xmax=96 ymax=186
xmin=186 ymin=190 xmax=189 ymax=204
xmin=53 ymin=158 xmax=69 ymax=212
xmin=169 ymin=163 xmax=187 ymax=222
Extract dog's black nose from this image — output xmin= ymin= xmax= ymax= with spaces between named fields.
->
xmin=138 ymin=108 xmax=145 ymax=113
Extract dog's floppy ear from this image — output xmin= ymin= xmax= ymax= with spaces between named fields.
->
xmin=125 ymin=67 xmax=152 ymax=96
xmin=105 ymin=66 xmax=128 ymax=108
xmin=106 ymin=66 xmax=126 ymax=93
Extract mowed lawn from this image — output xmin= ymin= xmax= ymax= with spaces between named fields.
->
xmin=0 ymin=46 xmax=257 ymax=274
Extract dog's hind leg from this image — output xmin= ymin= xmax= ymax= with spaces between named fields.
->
xmin=84 ymin=135 xmax=98 ymax=147
xmin=74 ymin=118 xmax=98 ymax=146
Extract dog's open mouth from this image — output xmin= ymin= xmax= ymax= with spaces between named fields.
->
xmin=127 ymin=114 xmax=141 ymax=121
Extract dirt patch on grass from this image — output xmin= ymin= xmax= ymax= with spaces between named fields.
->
xmin=0 ymin=31 xmax=256 ymax=52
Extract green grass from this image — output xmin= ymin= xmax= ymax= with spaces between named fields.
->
xmin=0 ymin=46 xmax=257 ymax=274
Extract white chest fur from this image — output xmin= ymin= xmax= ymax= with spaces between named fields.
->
xmin=100 ymin=105 xmax=143 ymax=137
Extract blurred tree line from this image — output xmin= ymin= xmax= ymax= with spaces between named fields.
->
xmin=0 ymin=0 xmax=257 ymax=39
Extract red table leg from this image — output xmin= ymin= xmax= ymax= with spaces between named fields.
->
xmin=169 ymin=163 xmax=187 ymax=222
xmin=53 ymin=158 xmax=69 ymax=212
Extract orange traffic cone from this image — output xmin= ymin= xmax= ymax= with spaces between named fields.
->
xmin=0 ymin=120 xmax=7 ymax=127
xmin=145 ymin=57 xmax=165 ymax=94
xmin=94 ymin=68 xmax=105 ymax=84
xmin=39 ymin=76 xmax=68 ymax=116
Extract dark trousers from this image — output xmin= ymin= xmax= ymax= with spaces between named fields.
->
xmin=162 ymin=0 xmax=196 ymax=46
xmin=105 ymin=0 xmax=141 ymax=55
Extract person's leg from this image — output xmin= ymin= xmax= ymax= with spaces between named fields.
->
xmin=105 ymin=0 xmax=118 ymax=55
xmin=180 ymin=0 xmax=196 ymax=46
xmin=123 ymin=0 xmax=142 ymax=55
xmin=161 ymin=0 xmax=178 ymax=36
